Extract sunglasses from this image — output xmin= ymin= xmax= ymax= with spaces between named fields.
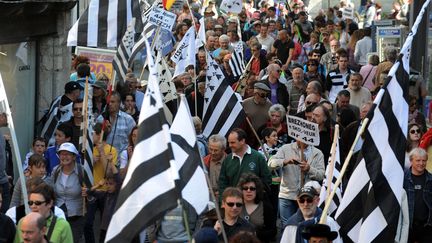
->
xmin=225 ymin=202 xmax=243 ymax=208
xmin=410 ymin=129 xmax=420 ymax=134
xmin=242 ymin=186 xmax=257 ymax=191
xmin=73 ymin=108 xmax=82 ymax=111
xmin=307 ymin=63 xmax=316 ymax=66
xmin=28 ymin=200 xmax=46 ymax=206
xmin=298 ymin=197 xmax=314 ymax=204
xmin=257 ymin=92 xmax=268 ymax=98
xmin=306 ymin=101 xmax=317 ymax=106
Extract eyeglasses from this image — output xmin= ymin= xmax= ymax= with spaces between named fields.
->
xmin=28 ymin=200 xmax=46 ymax=206
xmin=307 ymin=63 xmax=316 ymax=66
xmin=306 ymin=101 xmax=317 ymax=106
xmin=298 ymin=197 xmax=314 ymax=204
xmin=257 ymin=92 xmax=267 ymax=98
xmin=410 ymin=129 xmax=420 ymax=134
xmin=73 ymin=108 xmax=82 ymax=111
xmin=242 ymin=186 xmax=257 ymax=191
xmin=225 ymin=202 xmax=243 ymax=208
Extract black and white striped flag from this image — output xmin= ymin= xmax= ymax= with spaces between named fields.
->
xmin=40 ymin=96 xmax=73 ymax=147
xmin=171 ymin=26 xmax=196 ymax=78
xmin=202 ymin=53 xmax=245 ymax=137
xmin=105 ymin=38 xmax=179 ymax=243
xmin=112 ymin=18 xmax=136 ymax=83
xmin=67 ymin=0 xmax=142 ymax=48
xmin=229 ymin=42 xmax=245 ymax=77
xmin=334 ymin=1 xmax=430 ymax=241
xmin=129 ymin=0 xmax=162 ymax=63
xmin=170 ymin=95 xmax=209 ymax=214
xmin=80 ymin=84 xmax=94 ymax=188
xmin=319 ymin=138 xmax=342 ymax=217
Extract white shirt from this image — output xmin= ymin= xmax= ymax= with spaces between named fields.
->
xmin=256 ymin=34 xmax=275 ymax=52
xmin=354 ymin=36 xmax=372 ymax=66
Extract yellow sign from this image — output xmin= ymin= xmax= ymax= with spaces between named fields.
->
xmin=75 ymin=47 xmax=116 ymax=79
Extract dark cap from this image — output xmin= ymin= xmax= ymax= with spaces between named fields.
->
xmin=301 ymin=224 xmax=338 ymax=240
xmin=65 ymin=81 xmax=83 ymax=93
xmin=298 ymin=186 xmax=318 ymax=198
xmin=254 ymin=82 xmax=270 ymax=91
xmin=193 ymin=227 xmax=218 ymax=243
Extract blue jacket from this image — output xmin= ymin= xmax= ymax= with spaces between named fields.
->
xmin=403 ymin=169 xmax=432 ymax=227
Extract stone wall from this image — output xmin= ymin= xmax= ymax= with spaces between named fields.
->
xmin=37 ymin=11 xmax=73 ymax=119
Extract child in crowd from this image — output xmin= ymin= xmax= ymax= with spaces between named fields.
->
xmin=22 ymin=137 xmax=47 ymax=174
xmin=258 ymin=127 xmax=279 ymax=158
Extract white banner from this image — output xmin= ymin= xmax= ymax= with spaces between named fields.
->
xmin=148 ymin=8 xmax=177 ymax=31
xmin=286 ymin=115 xmax=320 ymax=146
xmin=220 ymin=0 xmax=243 ymax=14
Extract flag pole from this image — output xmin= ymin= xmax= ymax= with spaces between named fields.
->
xmin=81 ymin=76 xmax=90 ymax=215
xmin=245 ymin=117 xmax=269 ymax=160
xmin=326 ymin=125 xmax=339 ymax=199
xmin=233 ymin=56 xmax=253 ymax=95
xmin=139 ymin=25 xmax=162 ymax=81
xmin=319 ymin=118 xmax=369 ymax=224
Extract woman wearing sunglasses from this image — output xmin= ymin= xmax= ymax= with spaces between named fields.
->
xmin=237 ymin=173 xmax=277 ymax=243
xmin=406 ymin=123 xmax=424 ymax=169
xmin=14 ymin=182 xmax=73 ymax=242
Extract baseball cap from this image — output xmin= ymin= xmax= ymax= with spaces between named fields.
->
xmin=298 ymin=186 xmax=318 ymax=198
xmin=64 ymin=81 xmax=83 ymax=93
xmin=57 ymin=142 xmax=79 ymax=155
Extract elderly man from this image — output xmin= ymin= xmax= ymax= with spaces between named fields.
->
xmin=320 ymin=40 xmax=340 ymax=76
xmin=20 ymin=212 xmax=48 ymax=243
xmin=403 ymin=148 xmax=432 ymax=243
xmin=97 ymin=92 xmax=136 ymax=153
xmin=243 ymin=82 xmax=273 ymax=131
xmin=280 ymin=186 xmax=341 ymax=243
xmin=213 ymin=34 xmax=233 ymax=58
xmin=346 ymin=73 xmax=371 ymax=108
xmin=287 ymin=67 xmax=307 ymax=115
xmin=268 ymin=141 xmax=325 ymax=228
xmin=262 ymin=64 xmax=290 ymax=108
xmin=218 ymin=128 xmax=271 ymax=199
xmin=203 ymin=134 xmax=227 ymax=198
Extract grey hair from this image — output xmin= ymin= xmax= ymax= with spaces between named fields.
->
xmin=219 ymin=34 xmax=229 ymax=42
xmin=208 ymin=134 xmax=227 ymax=150
xmin=409 ymin=147 xmax=428 ymax=161
xmin=268 ymin=104 xmax=286 ymax=118
xmin=384 ymin=47 xmax=398 ymax=63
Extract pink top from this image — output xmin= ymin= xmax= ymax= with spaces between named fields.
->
xmin=359 ymin=64 xmax=377 ymax=91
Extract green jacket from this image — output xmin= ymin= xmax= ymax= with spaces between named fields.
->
xmin=15 ymin=214 xmax=73 ymax=243
xmin=219 ymin=146 xmax=272 ymax=196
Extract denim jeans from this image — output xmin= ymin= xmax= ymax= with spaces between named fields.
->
xmin=0 ymin=182 xmax=10 ymax=213
xmin=279 ymin=198 xmax=298 ymax=229
xmin=84 ymin=193 xmax=105 ymax=243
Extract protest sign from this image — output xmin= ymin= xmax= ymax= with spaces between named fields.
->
xmin=148 ymin=8 xmax=177 ymax=31
xmin=286 ymin=115 xmax=320 ymax=146
xmin=75 ymin=47 xmax=116 ymax=79
xmin=343 ymin=7 xmax=354 ymax=20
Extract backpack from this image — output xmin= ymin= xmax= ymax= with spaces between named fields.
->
xmin=196 ymin=135 xmax=208 ymax=156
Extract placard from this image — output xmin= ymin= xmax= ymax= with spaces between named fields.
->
xmin=286 ymin=115 xmax=320 ymax=146
xmin=75 ymin=47 xmax=116 ymax=79
xmin=148 ymin=8 xmax=177 ymax=31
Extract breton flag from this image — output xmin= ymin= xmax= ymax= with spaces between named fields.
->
xmin=319 ymin=138 xmax=342 ymax=217
xmin=156 ymin=51 xmax=178 ymax=122
xmin=220 ymin=0 xmax=243 ymax=14
xmin=195 ymin=17 xmax=206 ymax=51
xmin=229 ymin=42 xmax=245 ymax=77
xmin=40 ymin=96 xmax=73 ymax=147
xmin=170 ymin=95 xmax=209 ymax=214
xmin=202 ymin=53 xmax=245 ymax=137
xmin=171 ymin=26 xmax=196 ymax=78
xmin=129 ymin=0 xmax=162 ymax=63
xmin=67 ymin=0 xmax=142 ymax=48
xmin=112 ymin=18 xmax=136 ymax=83
xmin=334 ymin=1 xmax=430 ymax=241
xmin=105 ymin=38 xmax=179 ymax=242
xmin=79 ymin=83 xmax=94 ymax=188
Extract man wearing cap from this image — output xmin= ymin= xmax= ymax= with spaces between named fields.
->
xmin=63 ymin=99 xmax=84 ymax=149
xmin=242 ymin=82 xmax=273 ymax=131
xmin=40 ymin=81 xmax=82 ymax=147
xmin=301 ymin=223 xmax=339 ymax=243
xmin=92 ymin=80 xmax=107 ymax=118
xmin=268 ymin=141 xmax=325 ymax=229
xmin=280 ymin=186 xmax=341 ymax=243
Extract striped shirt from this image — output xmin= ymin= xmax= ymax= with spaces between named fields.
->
xmin=326 ymin=68 xmax=355 ymax=103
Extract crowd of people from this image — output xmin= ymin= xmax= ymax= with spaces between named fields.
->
xmin=0 ymin=0 xmax=430 ymax=242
